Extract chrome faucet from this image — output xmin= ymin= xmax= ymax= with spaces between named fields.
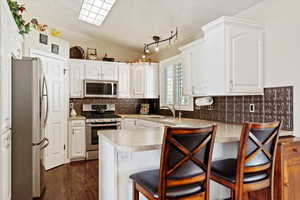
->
xmin=161 ymin=105 xmax=176 ymax=119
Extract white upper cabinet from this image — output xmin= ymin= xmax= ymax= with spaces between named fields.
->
xmin=131 ymin=63 xmax=145 ymax=98
xmin=69 ymin=59 xmax=158 ymax=99
xmin=180 ymin=16 xmax=264 ymax=96
xmin=122 ymin=62 xmax=159 ymax=99
xmin=69 ymin=59 xmax=85 ymax=98
xmin=118 ymin=63 xmax=131 ymax=98
xmin=70 ymin=60 xmax=119 ymax=98
xmin=101 ymin=62 xmax=118 ymax=81
xmin=180 ymin=39 xmax=210 ymax=96
xmin=226 ymin=21 xmax=264 ymax=94
xmin=144 ymin=63 xmax=159 ymax=98
xmin=84 ymin=60 xmax=118 ymax=81
xmin=84 ymin=60 xmax=100 ymax=80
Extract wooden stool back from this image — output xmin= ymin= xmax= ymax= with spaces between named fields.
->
xmin=158 ymin=125 xmax=217 ymax=200
xmin=235 ymin=121 xmax=282 ymax=198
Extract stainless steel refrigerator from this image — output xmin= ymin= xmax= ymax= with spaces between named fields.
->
xmin=12 ymin=57 xmax=49 ymax=199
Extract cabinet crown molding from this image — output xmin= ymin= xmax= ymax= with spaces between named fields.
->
xmin=178 ymin=38 xmax=206 ymax=52
xmin=202 ymin=16 xmax=265 ymax=33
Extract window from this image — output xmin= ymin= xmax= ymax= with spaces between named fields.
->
xmin=164 ymin=65 xmax=175 ymax=105
xmin=160 ymin=56 xmax=193 ymax=111
xmin=175 ymin=63 xmax=189 ymax=107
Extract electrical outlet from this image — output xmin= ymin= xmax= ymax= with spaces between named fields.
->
xmin=249 ymin=104 xmax=255 ymax=113
xmin=208 ymin=105 xmax=215 ymax=111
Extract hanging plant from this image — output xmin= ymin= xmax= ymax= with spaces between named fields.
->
xmin=7 ymin=0 xmax=31 ymax=35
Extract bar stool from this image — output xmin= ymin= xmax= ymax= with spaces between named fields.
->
xmin=130 ymin=125 xmax=217 ymax=200
xmin=211 ymin=122 xmax=282 ymax=200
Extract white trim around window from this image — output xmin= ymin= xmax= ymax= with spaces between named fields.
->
xmin=159 ymin=54 xmax=194 ymax=111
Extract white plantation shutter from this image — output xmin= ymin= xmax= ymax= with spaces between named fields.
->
xmin=164 ymin=65 xmax=175 ymax=105
xmin=175 ymin=64 xmax=189 ymax=107
xmin=160 ymin=57 xmax=193 ymax=111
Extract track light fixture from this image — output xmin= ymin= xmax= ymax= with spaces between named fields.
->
xmin=143 ymin=27 xmax=178 ymax=57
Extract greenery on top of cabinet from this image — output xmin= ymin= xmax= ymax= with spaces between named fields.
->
xmin=7 ymin=0 xmax=30 ymax=35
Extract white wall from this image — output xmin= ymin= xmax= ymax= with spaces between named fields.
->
xmin=68 ymin=39 xmax=142 ymax=62
xmin=149 ymin=36 xmax=201 ymax=61
xmin=235 ymin=0 xmax=300 ymax=136
xmin=23 ymin=29 xmax=70 ymax=59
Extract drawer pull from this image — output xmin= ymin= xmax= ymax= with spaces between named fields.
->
xmin=284 ymin=183 xmax=289 ymax=187
xmin=292 ymin=148 xmax=298 ymax=153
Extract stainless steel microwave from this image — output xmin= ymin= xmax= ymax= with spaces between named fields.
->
xmin=84 ymin=80 xmax=118 ymax=98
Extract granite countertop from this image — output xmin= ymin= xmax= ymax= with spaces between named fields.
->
xmin=120 ymin=114 xmax=293 ymax=135
xmin=100 ymin=115 xmax=294 ymax=152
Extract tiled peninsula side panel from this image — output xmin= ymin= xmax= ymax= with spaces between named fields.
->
xmin=70 ymin=98 xmax=158 ymax=115
xmin=161 ymin=86 xmax=293 ymax=131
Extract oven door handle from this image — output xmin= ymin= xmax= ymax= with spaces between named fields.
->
xmin=86 ymin=123 xmax=120 ymax=127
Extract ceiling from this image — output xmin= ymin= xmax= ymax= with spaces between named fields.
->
xmin=21 ymin=0 xmax=262 ymax=53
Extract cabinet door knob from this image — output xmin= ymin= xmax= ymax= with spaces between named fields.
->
xmin=284 ymin=183 xmax=289 ymax=187
xmin=230 ymin=80 xmax=234 ymax=89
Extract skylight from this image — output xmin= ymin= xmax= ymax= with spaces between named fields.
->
xmin=79 ymin=0 xmax=116 ymax=26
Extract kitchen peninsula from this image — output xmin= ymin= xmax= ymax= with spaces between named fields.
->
xmin=99 ymin=116 xmax=294 ymax=200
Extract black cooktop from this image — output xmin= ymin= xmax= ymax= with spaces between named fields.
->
xmin=82 ymin=111 xmax=121 ymax=119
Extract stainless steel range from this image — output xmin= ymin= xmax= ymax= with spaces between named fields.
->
xmin=82 ymin=104 xmax=121 ymax=160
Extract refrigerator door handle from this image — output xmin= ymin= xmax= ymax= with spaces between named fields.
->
xmin=32 ymin=137 xmax=47 ymax=146
xmin=40 ymin=138 xmax=49 ymax=150
xmin=43 ymin=76 xmax=49 ymax=127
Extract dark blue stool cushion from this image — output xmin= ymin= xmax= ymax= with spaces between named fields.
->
xmin=130 ymin=169 xmax=203 ymax=198
xmin=212 ymin=158 xmax=268 ymax=183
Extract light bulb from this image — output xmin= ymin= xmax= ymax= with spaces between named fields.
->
xmin=155 ymin=46 xmax=159 ymax=52
xmin=145 ymin=48 xmax=150 ymax=53
xmin=142 ymin=54 xmax=146 ymax=59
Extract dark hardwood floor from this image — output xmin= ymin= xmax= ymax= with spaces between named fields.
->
xmin=41 ymin=160 xmax=99 ymax=200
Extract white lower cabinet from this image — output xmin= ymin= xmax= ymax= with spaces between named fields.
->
xmin=136 ymin=119 xmax=163 ymax=128
xmin=0 ymin=130 xmax=12 ymax=200
xmin=121 ymin=119 xmax=137 ymax=129
xmin=69 ymin=120 xmax=86 ymax=160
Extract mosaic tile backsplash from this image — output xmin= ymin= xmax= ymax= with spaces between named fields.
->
xmin=160 ymin=86 xmax=293 ymax=131
xmin=70 ymin=86 xmax=293 ymax=131
xmin=70 ymin=98 xmax=159 ymax=115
